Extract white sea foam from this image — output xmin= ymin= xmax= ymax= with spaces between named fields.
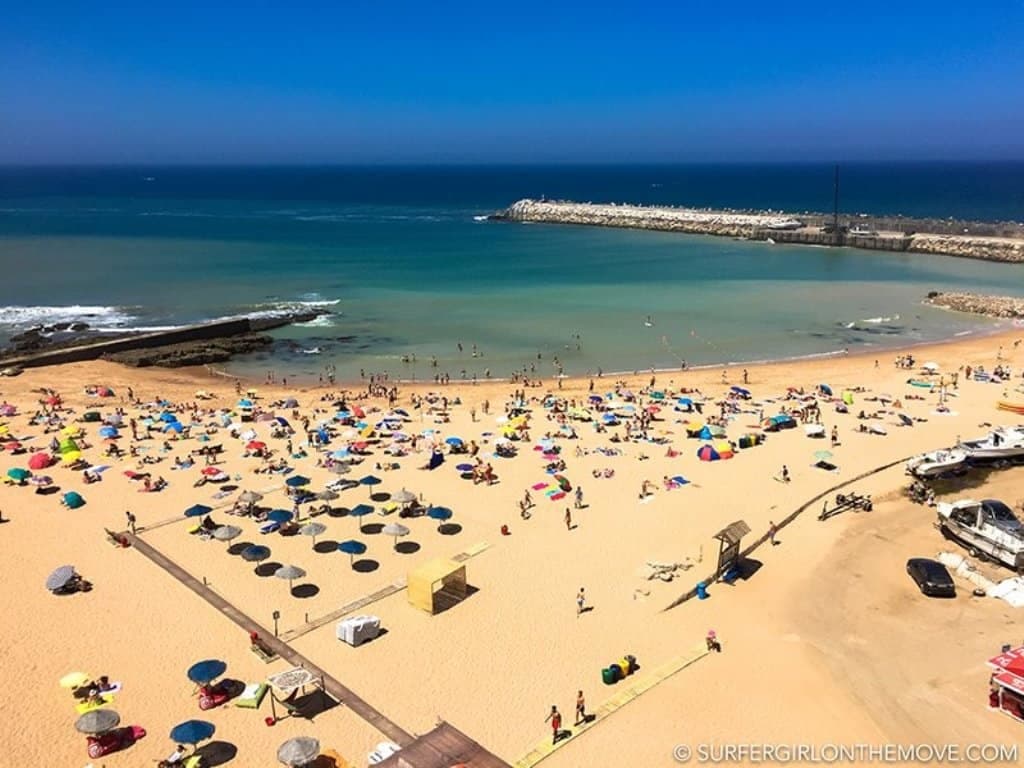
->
xmin=0 ymin=305 xmax=138 ymax=329
xmin=860 ymin=314 xmax=900 ymax=324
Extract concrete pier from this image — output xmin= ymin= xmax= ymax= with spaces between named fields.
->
xmin=495 ymin=199 xmax=1024 ymax=263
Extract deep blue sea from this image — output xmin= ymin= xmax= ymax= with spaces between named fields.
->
xmin=1 ymin=164 xmax=1022 ymax=382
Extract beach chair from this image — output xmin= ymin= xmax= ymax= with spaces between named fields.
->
xmin=259 ymin=521 xmax=281 ymax=535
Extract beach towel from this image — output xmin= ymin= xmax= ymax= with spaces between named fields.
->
xmin=75 ymin=694 xmax=114 ymax=714
xmin=234 ymin=681 xmax=268 ymax=709
xmin=531 ymin=482 xmax=548 ymax=491
xmin=671 ymin=475 xmax=689 ymax=486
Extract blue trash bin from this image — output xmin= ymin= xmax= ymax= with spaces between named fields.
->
xmin=696 ymin=581 xmax=708 ymax=600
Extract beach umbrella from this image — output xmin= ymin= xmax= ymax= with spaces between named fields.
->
xmin=392 ymin=488 xmax=416 ymax=505
xmin=338 ymin=539 xmax=367 ymax=565
xmin=359 ymin=475 xmax=381 ymax=496
xmin=349 ymin=503 xmax=373 ymax=531
xmin=814 ymin=450 xmax=834 ymax=463
xmin=59 ymin=671 xmax=91 ymax=689
xmin=63 ymin=491 xmax=84 ymax=509
xmin=382 ymin=522 xmax=410 ymax=549
xmin=184 ymin=504 xmax=213 ymax=518
xmin=212 ymin=525 xmax=242 ymax=544
xmin=238 ymin=490 xmax=263 ymax=504
xmin=285 ymin=475 xmax=310 ymax=488
xmin=275 ymin=565 xmax=306 ymax=591
xmin=170 ymin=719 xmax=216 ymax=746
xmin=899 ymin=413 xmax=914 ymax=427
xmin=427 ymin=506 xmax=453 ymax=529
xmin=299 ymin=522 xmax=326 ymax=547
xmin=246 ymin=440 xmax=266 ymax=452
xmin=62 ymin=450 xmax=82 ymax=464
xmin=237 ymin=399 xmax=253 ymax=409
xmin=159 ymin=412 xmax=178 ymax=423
xmin=241 ymin=545 xmax=270 ymax=564
xmin=187 ymin=659 xmax=227 ymax=685
xmin=696 ymin=444 xmax=722 ymax=462
xmin=455 ymin=463 xmax=473 ymax=472
xmin=75 ymin=709 xmax=120 ymax=735
xmin=98 ymin=426 xmax=119 ymax=439
xmin=329 ymin=463 xmax=351 ymax=475
xmin=46 ymin=565 xmax=76 ymax=592
xmin=7 ymin=467 xmax=30 ymax=482
xmin=730 ymin=386 xmax=751 ymax=397
xmin=277 ymin=736 xmax=320 ymax=767
xmin=445 ymin=436 xmax=463 ymax=447
xmin=284 ymin=398 xmax=299 ymax=408
xmin=267 ymin=509 xmax=294 ymax=524
xmin=819 ymin=384 xmax=833 ymax=396
xmin=842 ymin=391 xmax=854 ymax=405
xmin=317 ymin=489 xmax=339 ymax=502
xmin=27 ymin=453 xmax=52 ymax=470
xmin=163 ymin=421 xmax=184 ymax=433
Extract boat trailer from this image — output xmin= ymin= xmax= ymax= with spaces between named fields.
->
xmin=819 ymin=491 xmax=873 ymax=521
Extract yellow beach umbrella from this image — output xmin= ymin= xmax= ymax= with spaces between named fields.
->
xmin=0 ymin=424 xmax=8 ymax=435
xmin=62 ymin=450 xmax=82 ymax=463
xmin=359 ymin=425 xmax=374 ymax=438
xmin=61 ymin=426 xmax=79 ymax=437
xmin=59 ymin=671 xmax=90 ymax=689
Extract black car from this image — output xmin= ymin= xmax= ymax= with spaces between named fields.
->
xmin=906 ymin=558 xmax=956 ymax=597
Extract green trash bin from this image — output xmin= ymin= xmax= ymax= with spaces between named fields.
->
xmin=602 ymin=666 xmax=619 ymax=685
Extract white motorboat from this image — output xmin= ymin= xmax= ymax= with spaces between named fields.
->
xmin=958 ymin=426 xmax=1024 ymax=461
xmin=905 ymin=448 xmax=967 ymax=477
xmin=936 ymin=498 xmax=1024 ymax=571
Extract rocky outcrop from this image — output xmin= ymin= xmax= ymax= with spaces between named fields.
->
xmin=924 ymin=291 xmax=1024 ymax=318
xmin=104 ymin=334 xmax=273 ymax=367
xmin=496 ymin=199 xmax=1024 ymax=263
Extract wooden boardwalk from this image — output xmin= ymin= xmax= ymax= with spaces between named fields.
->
xmin=278 ymin=541 xmax=491 ymax=643
xmin=126 ymin=533 xmax=414 ymax=746
xmin=512 ymin=644 xmax=710 ymax=768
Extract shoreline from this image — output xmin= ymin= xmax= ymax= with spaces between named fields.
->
xmin=201 ymin=320 xmax=1022 ymax=391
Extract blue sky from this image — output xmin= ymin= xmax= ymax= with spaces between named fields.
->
xmin=2 ymin=1 xmax=1023 ymax=163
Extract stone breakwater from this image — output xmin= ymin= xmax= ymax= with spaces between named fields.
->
xmin=924 ymin=292 xmax=1024 ymax=319
xmin=496 ymin=200 xmax=1024 ymax=263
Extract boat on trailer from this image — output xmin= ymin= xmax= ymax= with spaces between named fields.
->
xmin=936 ymin=498 xmax=1024 ymax=572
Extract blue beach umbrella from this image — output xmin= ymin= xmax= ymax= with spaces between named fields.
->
xmin=241 ymin=544 xmax=270 ymax=563
xmin=267 ymin=509 xmax=294 ymax=524
xmin=444 ymin=437 xmax=463 ymax=447
xmin=335 ymin=410 xmax=352 ymax=420
xmin=163 ymin=421 xmax=183 ymax=433
xmin=338 ymin=539 xmax=367 ymax=566
xmin=184 ymin=504 xmax=212 ymax=518
xmin=159 ymin=412 xmax=178 ymax=423
xmin=98 ymin=426 xmax=119 ymax=438
xmin=819 ymin=384 xmax=833 ymax=396
xmin=186 ymin=659 xmax=226 ymax=685
xmin=285 ymin=475 xmax=310 ymax=488
xmin=170 ymin=719 xmax=215 ymax=746
xmin=730 ymin=386 xmax=751 ymax=397
xmin=63 ymin=491 xmax=84 ymax=509
xmin=7 ymin=468 xmax=30 ymax=482
xmin=349 ymin=503 xmax=374 ymax=531
xmin=427 ymin=506 xmax=453 ymax=529
xmin=331 ymin=448 xmax=350 ymax=459
xmin=237 ymin=399 xmax=253 ymax=409
xmin=359 ymin=475 xmax=381 ymax=497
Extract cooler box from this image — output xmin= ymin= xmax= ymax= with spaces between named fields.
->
xmin=336 ymin=615 xmax=381 ymax=647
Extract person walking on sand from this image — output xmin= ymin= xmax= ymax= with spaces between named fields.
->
xmin=545 ymin=705 xmax=562 ymax=745
xmin=574 ymin=485 xmax=583 ymax=509
xmin=769 ymin=520 xmax=778 ymax=545
xmin=126 ymin=511 xmax=137 ymax=535
xmin=575 ymin=690 xmax=587 ymax=725
xmin=780 ymin=465 xmax=790 ymax=483
xmin=576 ymin=587 xmax=586 ymax=617
xmin=564 ymin=507 xmax=572 ymax=531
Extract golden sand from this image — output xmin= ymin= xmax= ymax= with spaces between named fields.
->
xmin=1 ymin=329 xmax=1022 ymax=767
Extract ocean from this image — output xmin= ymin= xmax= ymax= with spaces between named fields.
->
xmin=1 ymin=164 xmax=1022 ymax=383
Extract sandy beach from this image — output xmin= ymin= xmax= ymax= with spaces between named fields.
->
xmin=2 ymin=327 xmax=1023 ymax=767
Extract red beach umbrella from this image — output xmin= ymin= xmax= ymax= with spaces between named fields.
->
xmin=28 ymin=453 xmax=53 ymax=470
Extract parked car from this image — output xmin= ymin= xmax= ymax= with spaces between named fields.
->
xmin=906 ymin=558 xmax=956 ymax=597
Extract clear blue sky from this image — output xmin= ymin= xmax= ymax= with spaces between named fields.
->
xmin=2 ymin=1 xmax=1022 ymax=164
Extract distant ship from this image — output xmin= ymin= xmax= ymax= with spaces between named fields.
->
xmin=301 ymin=347 xmax=321 ymax=355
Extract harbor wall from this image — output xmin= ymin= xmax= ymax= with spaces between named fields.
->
xmin=497 ymin=200 xmax=1024 ymax=263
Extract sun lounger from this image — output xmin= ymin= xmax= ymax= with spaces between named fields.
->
xmin=260 ymin=521 xmax=281 ymax=534
xmin=380 ymin=502 xmax=398 ymax=516
xmin=234 ymin=681 xmax=269 ymax=709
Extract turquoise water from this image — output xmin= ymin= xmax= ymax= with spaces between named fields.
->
xmin=1 ymin=166 xmax=1022 ymax=382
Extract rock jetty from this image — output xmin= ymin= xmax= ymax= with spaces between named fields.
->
xmin=924 ymin=292 xmax=1024 ymax=319
xmin=495 ymin=199 xmax=1024 ymax=263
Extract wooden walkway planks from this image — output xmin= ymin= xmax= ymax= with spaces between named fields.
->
xmin=512 ymin=643 xmax=710 ymax=768
xmin=126 ymin=533 xmax=414 ymax=746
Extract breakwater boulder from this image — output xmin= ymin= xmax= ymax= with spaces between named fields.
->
xmin=500 ymin=199 xmax=801 ymax=238
xmin=909 ymin=235 xmax=1024 ymax=263
xmin=924 ymin=292 xmax=1024 ymax=318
